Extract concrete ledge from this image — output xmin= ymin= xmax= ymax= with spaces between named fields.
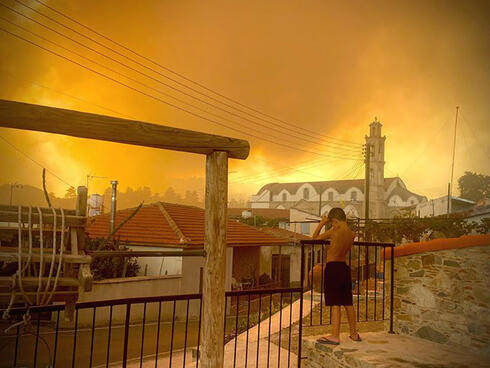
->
xmin=302 ymin=332 xmax=489 ymax=368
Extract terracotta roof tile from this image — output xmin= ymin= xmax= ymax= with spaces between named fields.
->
xmin=86 ymin=202 xmax=289 ymax=247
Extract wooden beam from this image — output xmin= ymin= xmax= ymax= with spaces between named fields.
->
xmin=201 ymin=151 xmax=228 ymax=368
xmin=0 ymin=276 xmax=80 ymax=287
xmin=0 ymin=99 xmax=250 ymax=160
xmin=0 ymin=211 xmax=85 ymax=227
xmin=0 ymin=247 xmax=92 ymax=264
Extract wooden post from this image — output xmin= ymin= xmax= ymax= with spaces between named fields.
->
xmin=75 ymin=186 xmax=88 ymax=250
xmin=202 ymin=151 xmax=228 ymax=368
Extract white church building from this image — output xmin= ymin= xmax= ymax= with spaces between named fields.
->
xmin=249 ymin=120 xmax=427 ymax=221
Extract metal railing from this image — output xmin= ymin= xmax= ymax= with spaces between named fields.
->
xmin=299 ymin=239 xmax=395 ymax=331
xmin=1 ymin=240 xmax=395 ymax=368
xmin=1 ymin=288 xmax=302 ymax=367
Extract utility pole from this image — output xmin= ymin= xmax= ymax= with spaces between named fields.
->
xmin=449 ymin=106 xmax=459 ymax=214
xmin=110 ymin=180 xmax=118 ymax=235
xmin=364 ymin=144 xmax=371 ymax=220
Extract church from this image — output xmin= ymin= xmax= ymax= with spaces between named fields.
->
xmin=249 ymin=120 xmax=427 ymax=219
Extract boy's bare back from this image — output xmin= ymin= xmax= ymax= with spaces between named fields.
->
xmin=326 ymin=223 xmax=355 ymax=262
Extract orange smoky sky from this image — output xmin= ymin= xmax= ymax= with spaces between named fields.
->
xmin=0 ymin=0 xmax=489 ymax=201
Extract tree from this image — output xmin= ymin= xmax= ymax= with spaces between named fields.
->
xmin=64 ymin=186 xmax=77 ymax=199
xmin=458 ymin=171 xmax=490 ymax=202
xmin=163 ymin=187 xmax=181 ymax=203
xmin=184 ymin=190 xmax=200 ymax=206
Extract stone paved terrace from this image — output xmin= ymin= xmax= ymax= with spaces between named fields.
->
xmin=302 ymin=332 xmax=490 ymax=368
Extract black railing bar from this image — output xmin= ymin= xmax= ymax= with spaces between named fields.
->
xmin=389 ymin=252 xmax=395 ymax=333
xmin=357 ymin=246 xmax=360 ymax=322
xmin=169 ymin=300 xmax=176 ymax=368
xmin=310 ymin=244 xmax=314 ymax=326
xmin=154 ymin=301 xmax=162 ymax=368
xmin=195 ymin=298 xmax=202 ymax=368
xmin=139 ymin=302 xmax=147 ymax=368
xmin=183 ymin=299 xmax=190 ymax=368
xmin=89 ymin=307 xmax=96 ymax=368
xmin=255 ymin=294 xmax=262 ymax=368
xmin=244 ymin=294 xmax=251 ymax=368
xmin=88 ymin=250 xmax=206 ymax=258
xmin=77 ymin=293 xmax=202 ymax=309
xmin=277 ymin=292 xmax=283 ymax=368
xmin=72 ymin=309 xmax=79 ymax=368
xmin=225 ymin=287 xmax=302 ymax=297
xmin=53 ymin=310 xmax=60 ymax=368
xmin=122 ymin=303 xmax=131 ymax=368
xmin=2 ymin=293 xmax=203 ymax=316
xmin=320 ymin=244 xmax=324 ymax=325
xmin=382 ymin=246 xmax=386 ymax=321
xmin=365 ymin=247 xmax=369 ymax=321
xmin=287 ymin=291 xmax=293 ymax=368
xmin=106 ymin=305 xmax=113 ymax=368
xmin=300 ymin=239 xmax=395 ymax=247
xmin=297 ymin=245 xmax=305 ymax=368
xmin=223 ymin=295 xmax=228 ymax=345
xmin=374 ymin=246 xmax=377 ymax=321
xmin=233 ymin=295 xmax=239 ymax=368
xmin=267 ymin=293 xmax=272 ymax=368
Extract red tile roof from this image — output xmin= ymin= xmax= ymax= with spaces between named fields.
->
xmin=258 ymin=227 xmax=311 ymax=242
xmin=86 ymin=202 xmax=290 ymax=248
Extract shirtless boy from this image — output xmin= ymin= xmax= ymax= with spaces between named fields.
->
xmin=312 ymin=207 xmax=361 ymax=345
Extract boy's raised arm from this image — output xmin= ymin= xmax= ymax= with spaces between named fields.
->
xmin=312 ymin=216 xmax=330 ymax=239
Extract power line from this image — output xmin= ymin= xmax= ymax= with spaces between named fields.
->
xmin=230 ymin=156 xmax=344 ymax=184
xmin=29 ymin=0 xmax=362 ymax=148
xmin=7 ymin=1 xmax=361 ymax=153
xmin=0 ymin=11 xmax=361 ymax=158
xmin=0 ymin=25 xmax=362 ymax=161
xmin=459 ymin=112 xmax=490 ymax=160
xmin=0 ymin=67 xmax=135 ymax=120
xmin=0 ymin=135 xmax=74 ymax=188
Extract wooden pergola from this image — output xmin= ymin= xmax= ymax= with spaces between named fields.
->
xmin=0 ymin=99 xmax=250 ymax=368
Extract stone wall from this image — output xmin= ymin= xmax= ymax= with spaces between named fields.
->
xmin=392 ymin=245 xmax=490 ymax=354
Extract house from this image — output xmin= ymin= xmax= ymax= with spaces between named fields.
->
xmin=249 ymin=120 xmax=427 ymax=219
xmin=86 ymin=202 xmax=294 ymax=293
xmin=416 ymin=195 xmax=476 ymax=217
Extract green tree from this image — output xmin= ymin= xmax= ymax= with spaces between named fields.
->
xmin=458 ymin=171 xmax=490 ymax=202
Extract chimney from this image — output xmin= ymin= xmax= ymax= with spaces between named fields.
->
xmin=110 ymin=180 xmax=118 ymax=234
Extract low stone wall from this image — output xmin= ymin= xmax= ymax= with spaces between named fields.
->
xmin=60 ymin=274 xmax=195 ymax=327
xmin=393 ymin=244 xmax=490 ymax=354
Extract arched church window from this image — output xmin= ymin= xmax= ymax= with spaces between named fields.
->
xmin=282 ymin=192 xmax=287 ymax=201
xmin=351 ymin=191 xmax=357 ymax=201
xmin=303 ymin=188 xmax=310 ymax=200
xmin=328 ymin=192 xmax=333 ymax=201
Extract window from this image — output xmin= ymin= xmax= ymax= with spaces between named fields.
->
xmin=300 ymin=222 xmax=310 ymax=235
xmin=282 ymin=192 xmax=287 ymax=201
xmin=303 ymin=188 xmax=309 ymax=200
xmin=351 ymin=191 xmax=357 ymax=201
xmin=328 ymin=192 xmax=333 ymax=201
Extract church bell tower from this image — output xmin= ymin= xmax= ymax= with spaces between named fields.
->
xmin=363 ymin=118 xmax=386 ymax=218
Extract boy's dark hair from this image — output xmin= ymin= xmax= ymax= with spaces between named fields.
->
xmin=327 ymin=207 xmax=347 ymax=221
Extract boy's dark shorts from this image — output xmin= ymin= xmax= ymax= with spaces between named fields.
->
xmin=324 ymin=261 xmax=353 ymax=306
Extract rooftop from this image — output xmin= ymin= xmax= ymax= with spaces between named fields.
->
xmin=86 ymin=202 xmax=290 ymax=248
